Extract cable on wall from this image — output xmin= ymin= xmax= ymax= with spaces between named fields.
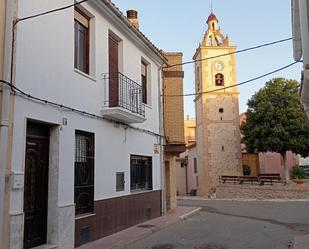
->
xmin=13 ymin=0 xmax=93 ymax=27
xmin=0 ymin=79 xmax=163 ymax=138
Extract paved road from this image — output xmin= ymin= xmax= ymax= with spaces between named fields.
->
xmin=120 ymin=199 xmax=309 ymax=249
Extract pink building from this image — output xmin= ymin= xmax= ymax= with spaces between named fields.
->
xmin=176 ymin=116 xmax=199 ymax=195
xmin=177 ymin=145 xmax=198 ymax=196
xmin=240 ymin=113 xmax=299 ymax=178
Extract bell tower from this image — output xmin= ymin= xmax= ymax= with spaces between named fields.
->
xmin=193 ymin=12 xmax=242 ymax=196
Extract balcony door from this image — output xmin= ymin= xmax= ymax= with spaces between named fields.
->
xmin=109 ymin=35 xmax=119 ymax=107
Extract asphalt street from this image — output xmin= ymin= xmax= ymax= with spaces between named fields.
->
xmin=119 ymin=199 xmax=309 ymax=249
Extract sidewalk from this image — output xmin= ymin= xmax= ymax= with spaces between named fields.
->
xmin=293 ymin=235 xmax=309 ymax=249
xmin=77 ymin=206 xmax=201 ymax=249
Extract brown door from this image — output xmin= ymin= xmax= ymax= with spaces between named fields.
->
xmin=109 ymin=35 xmax=119 ymax=107
xmin=23 ymin=122 xmax=50 ymax=249
xmin=165 ymin=161 xmax=171 ymax=211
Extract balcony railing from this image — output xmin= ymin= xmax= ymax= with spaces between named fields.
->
xmin=102 ymin=72 xmax=146 ymax=123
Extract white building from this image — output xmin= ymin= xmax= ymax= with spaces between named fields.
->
xmin=292 ymin=0 xmax=309 ymax=117
xmin=2 ymin=1 xmax=166 ymax=248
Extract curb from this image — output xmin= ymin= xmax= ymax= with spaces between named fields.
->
xmin=180 ymin=207 xmax=202 ymax=219
xmin=177 ymin=196 xmax=309 ymax=202
xmin=78 ymin=207 xmax=202 ymax=249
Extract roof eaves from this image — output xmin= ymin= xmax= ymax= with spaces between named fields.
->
xmin=101 ymin=0 xmax=168 ymax=64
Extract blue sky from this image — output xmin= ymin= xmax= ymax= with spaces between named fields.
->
xmin=113 ymin=0 xmax=301 ymax=117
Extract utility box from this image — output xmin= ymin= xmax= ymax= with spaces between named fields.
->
xmin=11 ymin=172 xmax=24 ymax=189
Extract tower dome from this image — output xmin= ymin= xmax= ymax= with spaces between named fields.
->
xmin=203 ymin=12 xmax=229 ymax=46
xmin=207 ymin=12 xmax=218 ymax=23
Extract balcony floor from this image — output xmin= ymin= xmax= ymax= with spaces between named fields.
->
xmin=101 ymin=106 xmax=146 ymax=124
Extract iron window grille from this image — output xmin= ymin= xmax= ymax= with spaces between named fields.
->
xmin=74 ymin=130 xmax=95 ymax=216
xmin=130 ymin=155 xmax=153 ymax=191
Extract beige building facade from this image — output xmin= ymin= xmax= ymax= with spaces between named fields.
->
xmin=162 ymin=52 xmax=186 ymax=210
xmin=184 ymin=115 xmax=196 ymax=146
xmin=193 ymin=13 xmax=242 ymax=196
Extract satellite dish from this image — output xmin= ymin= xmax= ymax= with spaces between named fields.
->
xmin=292 ymin=0 xmax=302 ymax=61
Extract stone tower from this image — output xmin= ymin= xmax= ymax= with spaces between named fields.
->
xmin=193 ymin=12 xmax=242 ymax=196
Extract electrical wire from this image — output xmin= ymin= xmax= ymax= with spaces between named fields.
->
xmin=163 ymin=37 xmax=292 ymax=69
xmin=164 ymin=61 xmax=300 ymax=97
xmin=6 ymin=2 xmax=295 ymax=141
xmin=0 ymin=79 xmax=163 ymax=138
xmin=14 ymin=0 xmax=93 ymax=26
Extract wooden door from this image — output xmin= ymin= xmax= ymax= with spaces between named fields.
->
xmin=23 ymin=122 xmax=50 ymax=249
xmin=109 ymin=35 xmax=119 ymax=107
xmin=242 ymin=153 xmax=260 ymax=176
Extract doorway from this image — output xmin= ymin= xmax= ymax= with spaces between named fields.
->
xmin=165 ymin=161 xmax=171 ymax=211
xmin=23 ymin=121 xmax=50 ymax=249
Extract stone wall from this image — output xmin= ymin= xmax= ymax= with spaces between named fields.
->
xmin=215 ymin=182 xmax=309 ymax=200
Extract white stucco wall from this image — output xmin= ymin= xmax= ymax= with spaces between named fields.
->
xmin=9 ymin=2 xmax=163 ymax=244
xmin=299 ymin=156 xmax=309 ymax=165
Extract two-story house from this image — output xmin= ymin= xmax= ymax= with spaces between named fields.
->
xmin=1 ymin=1 xmax=167 ymax=248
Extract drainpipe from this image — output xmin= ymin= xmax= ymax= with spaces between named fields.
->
xmin=0 ymin=74 xmax=10 ymax=249
xmin=185 ymin=162 xmax=188 ymax=195
xmin=158 ymin=65 xmax=165 ymax=215
xmin=0 ymin=1 xmax=16 ymax=246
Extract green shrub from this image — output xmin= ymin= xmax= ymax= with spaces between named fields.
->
xmin=291 ymin=165 xmax=306 ymax=179
xmin=243 ymin=164 xmax=251 ymax=176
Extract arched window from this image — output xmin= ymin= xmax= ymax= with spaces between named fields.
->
xmin=208 ymin=35 xmax=212 ymax=46
xmin=215 ymin=73 xmax=224 ymax=86
xmin=196 ymin=66 xmax=200 ymax=91
xmin=216 ymin=36 xmax=222 ymax=45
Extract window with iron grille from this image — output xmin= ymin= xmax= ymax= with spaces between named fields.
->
xmin=116 ymin=172 xmax=125 ymax=192
xmin=141 ymin=61 xmax=148 ymax=104
xmin=74 ymin=8 xmax=89 ymax=74
xmin=130 ymin=155 xmax=152 ymax=191
xmin=74 ymin=130 xmax=95 ymax=216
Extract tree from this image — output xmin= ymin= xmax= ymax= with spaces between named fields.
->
xmin=240 ymin=78 xmax=309 ymax=182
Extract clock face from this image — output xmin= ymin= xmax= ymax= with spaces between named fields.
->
xmin=214 ymin=61 xmax=224 ymax=71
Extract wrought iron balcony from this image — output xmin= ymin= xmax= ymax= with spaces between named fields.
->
xmin=101 ymin=72 xmax=146 ymax=124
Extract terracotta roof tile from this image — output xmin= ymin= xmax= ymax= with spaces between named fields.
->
xmin=102 ymin=0 xmax=167 ymax=63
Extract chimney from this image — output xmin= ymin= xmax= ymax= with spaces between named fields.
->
xmin=126 ymin=9 xmax=139 ymax=29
